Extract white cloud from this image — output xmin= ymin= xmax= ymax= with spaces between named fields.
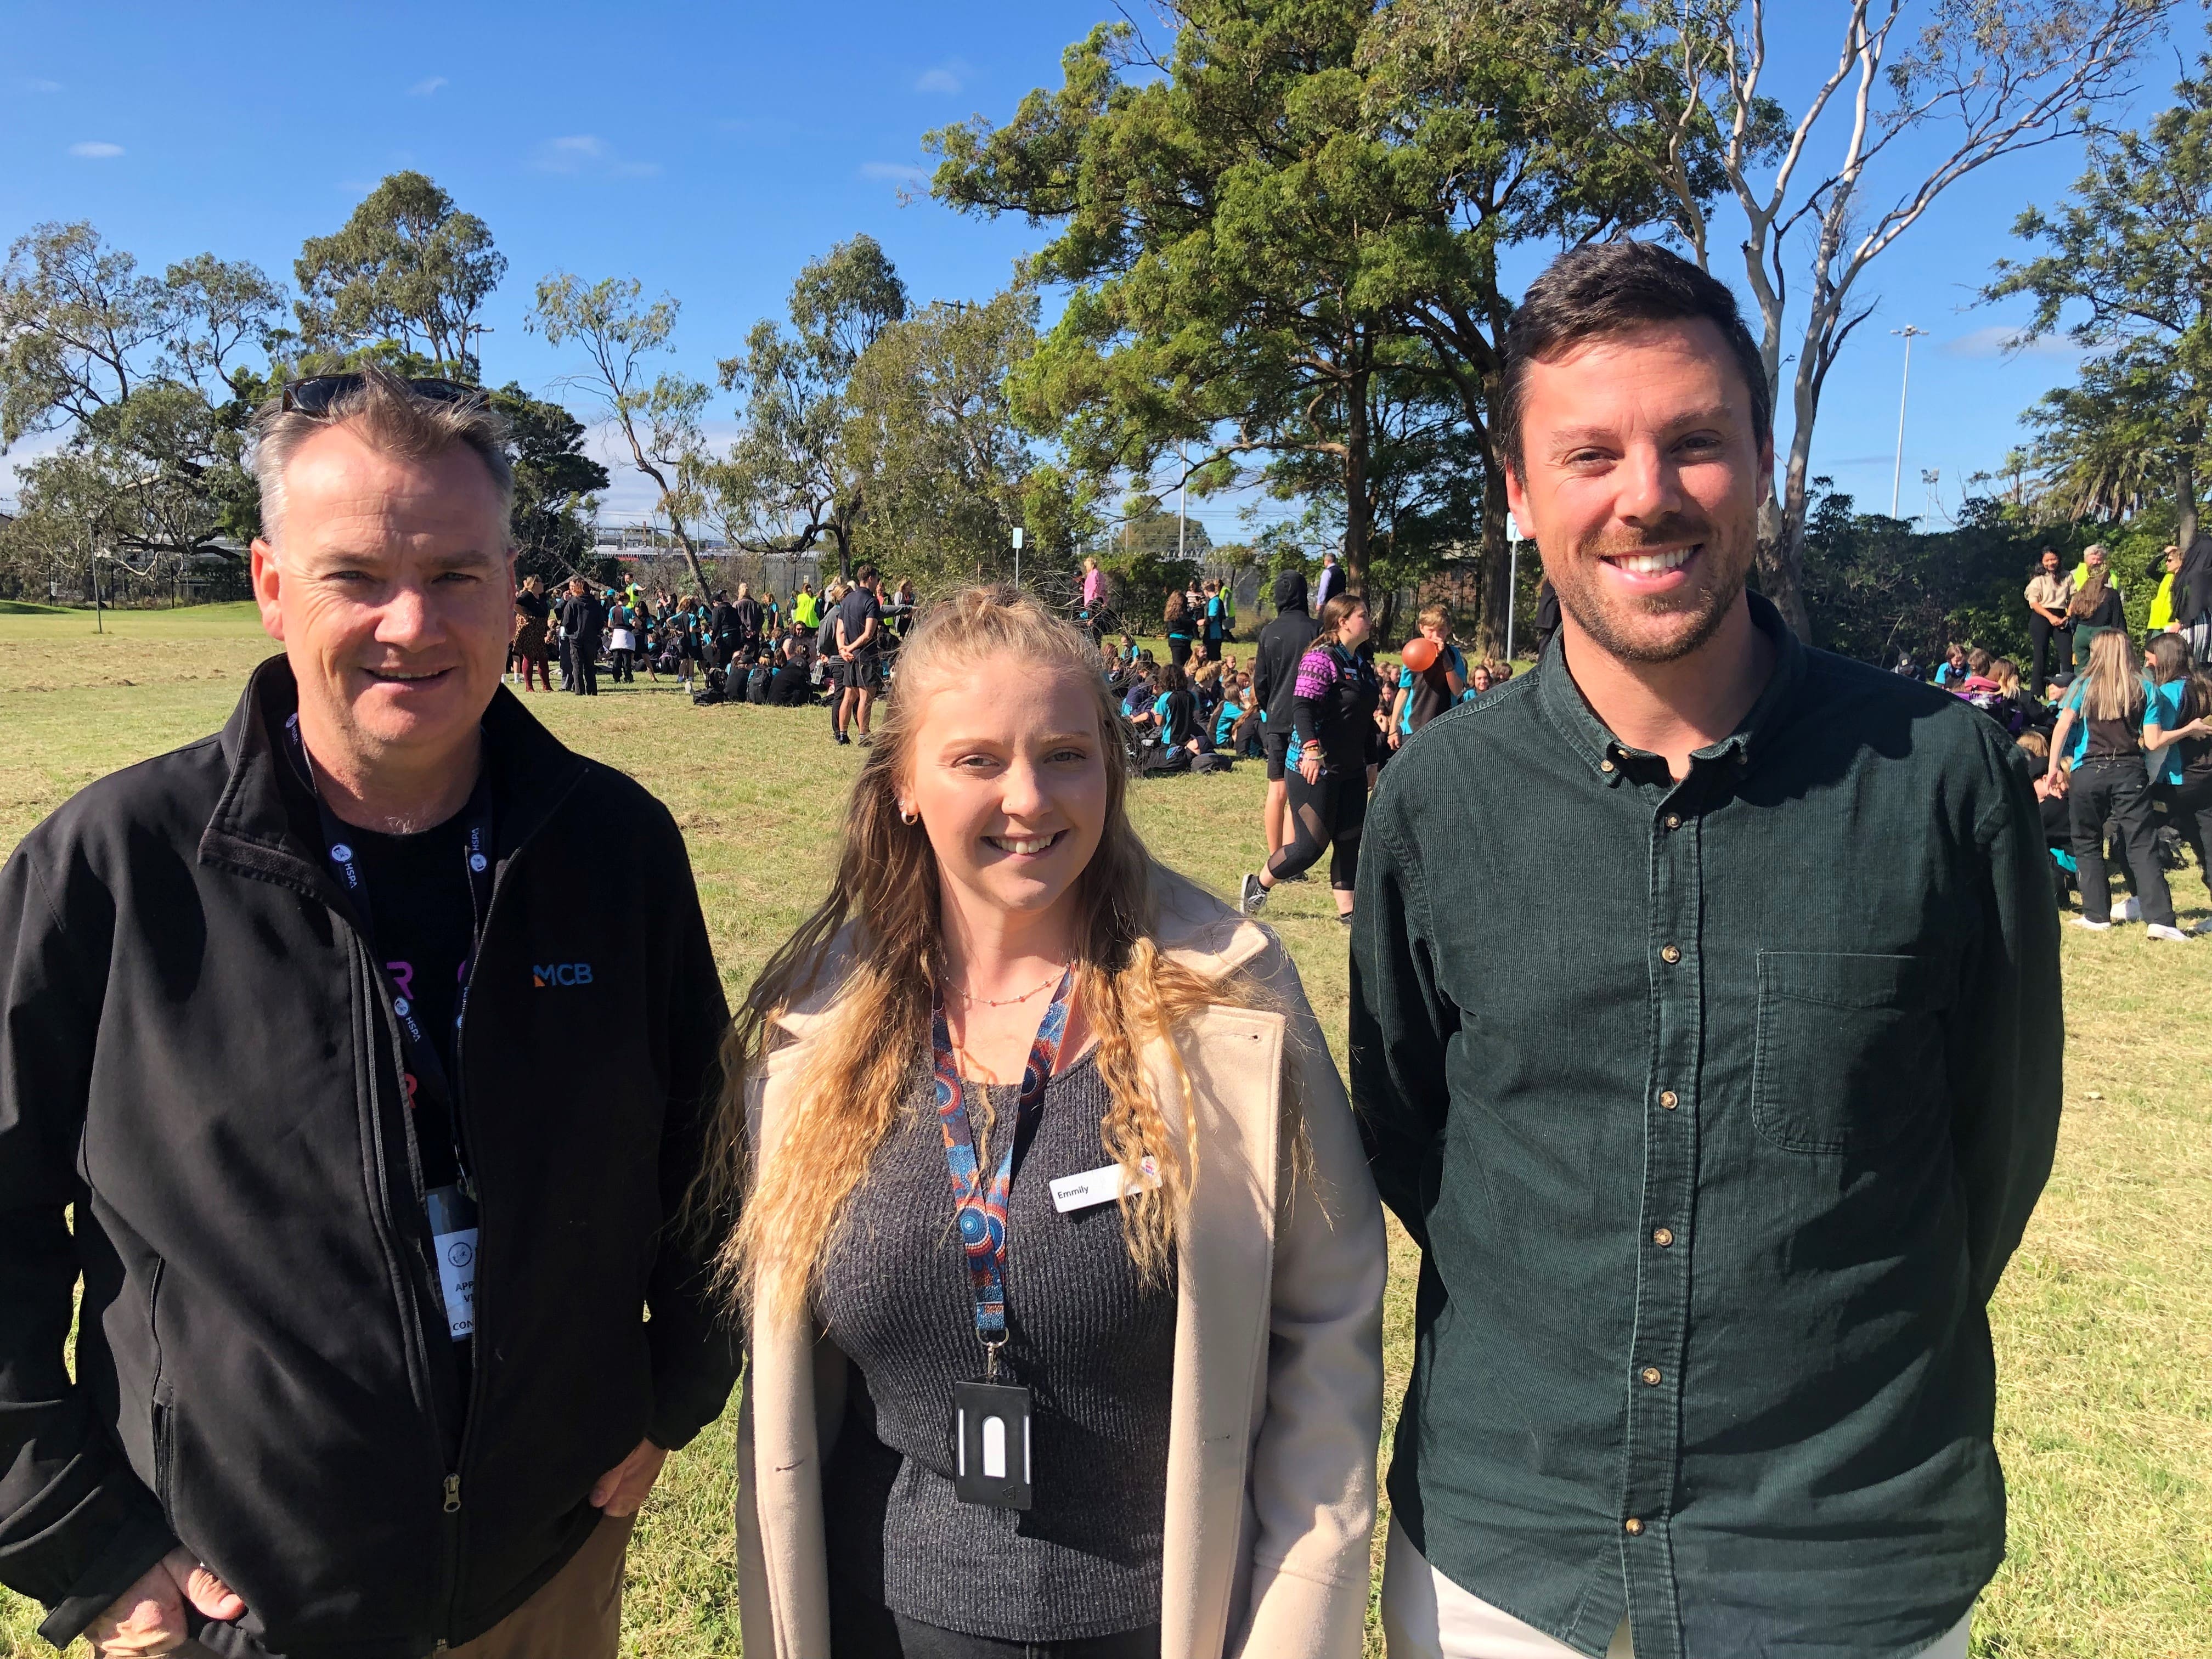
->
xmin=409 ymin=75 xmax=448 ymax=97
xmin=860 ymin=161 xmax=929 ymax=184
xmin=533 ymin=134 xmax=662 ymax=178
xmin=68 ymin=141 xmax=125 ymax=159
xmin=915 ymin=63 xmax=964 ymax=95
xmin=22 ymin=77 xmax=61 ymax=93
xmin=1943 ymin=324 xmax=2088 ymax=360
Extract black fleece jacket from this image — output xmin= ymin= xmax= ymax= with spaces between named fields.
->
xmin=0 ymin=659 xmax=738 ymax=1658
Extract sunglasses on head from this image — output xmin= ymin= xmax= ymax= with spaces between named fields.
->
xmin=278 ymin=374 xmax=488 ymax=416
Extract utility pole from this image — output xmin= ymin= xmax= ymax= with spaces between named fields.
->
xmin=1889 ymin=325 xmax=1928 ymax=518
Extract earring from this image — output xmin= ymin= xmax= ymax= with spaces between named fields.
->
xmin=900 ymin=807 xmax=919 ymax=826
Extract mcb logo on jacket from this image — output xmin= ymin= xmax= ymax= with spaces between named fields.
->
xmin=532 ymin=962 xmax=594 ymax=988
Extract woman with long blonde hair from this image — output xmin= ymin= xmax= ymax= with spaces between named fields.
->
xmin=2048 ymin=629 xmax=2184 ymax=938
xmin=710 ymin=586 xmax=1384 ymax=1659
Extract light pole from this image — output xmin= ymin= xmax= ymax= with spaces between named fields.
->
xmin=1889 ymin=325 xmax=1928 ymax=518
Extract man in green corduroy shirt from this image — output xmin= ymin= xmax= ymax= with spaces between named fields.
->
xmin=1351 ymin=241 xmax=2062 ymax=1659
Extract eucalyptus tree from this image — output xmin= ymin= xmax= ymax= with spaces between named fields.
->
xmin=1621 ymin=0 xmax=2173 ymax=635
xmin=529 ymin=274 xmax=713 ymax=592
xmin=1 ymin=222 xmax=280 ymax=447
xmin=840 ymin=287 xmax=1092 ymax=591
xmin=1987 ymin=61 xmax=2212 ymax=546
xmin=710 ymin=235 xmax=907 ymax=577
xmin=296 ymin=172 xmax=507 ymax=374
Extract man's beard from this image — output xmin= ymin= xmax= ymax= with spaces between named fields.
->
xmin=1548 ymin=516 xmax=1756 ymax=667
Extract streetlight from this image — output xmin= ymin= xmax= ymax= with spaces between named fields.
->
xmin=1889 ymin=325 xmax=1928 ymax=518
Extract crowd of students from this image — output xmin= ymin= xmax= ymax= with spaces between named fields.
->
xmin=506 ymin=567 xmax=921 ymax=720
xmin=1924 ymin=549 xmax=2212 ymax=938
xmin=514 ymin=555 xmax=1529 ymax=937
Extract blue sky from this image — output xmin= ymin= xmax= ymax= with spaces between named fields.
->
xmin=3 ymin=0 xmax=2203 ymax=534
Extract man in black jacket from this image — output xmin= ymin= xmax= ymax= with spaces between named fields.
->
xmin=0 ymin=369 xmax=738 ymax=1659
xmin=558 ymin=577 xmax=601 ymax=695
xmin=1251 ymin=569 xmax=1319 ymax=862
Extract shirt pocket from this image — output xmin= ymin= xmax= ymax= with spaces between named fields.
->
xmin=1752 ymin=951 xmax=1946 ymax=1155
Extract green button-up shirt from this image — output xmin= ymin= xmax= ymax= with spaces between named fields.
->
xmin=1350 ymin=595 xmax=2062 ymax=1659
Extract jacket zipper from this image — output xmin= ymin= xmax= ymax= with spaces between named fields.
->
xmin=433 ymin=764 xmax=588 ymax=1647
xmin=337 ymin=924 xmax=460 ymax=1643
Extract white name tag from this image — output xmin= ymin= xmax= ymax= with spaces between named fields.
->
xmin=433 ymin=1227 xmax=478 ymax=1340
xmin=1049 ymin=1156 xmax=1159 ymax=1214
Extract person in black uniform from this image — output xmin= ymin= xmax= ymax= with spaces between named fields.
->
xmin=1252 ymin=571 xmax=1319 ymax=864
xmin=1240 ymin=592 xmax=1379 ymax=923
xmin=561 ymin=577 xmax=601 ymax=696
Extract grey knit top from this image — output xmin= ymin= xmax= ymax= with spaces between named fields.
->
xmin=815 ymin=1050 xmax=1178 ymax=1643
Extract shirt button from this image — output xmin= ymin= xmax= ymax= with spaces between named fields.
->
xmin=1663 ymin=813 xmax=1682 ymax=830
xmin=1659 ymin=1090 xmax=1679 ymax=1109
xmin=1624 ymin=1517 xmax=1645 ymax=1536
xmin=1660 ymin=944 xmax=1681 ymax=964
xmin=1652 ymin=1226 xmax=1675 ymax=1246
xmin=1640 ymin=1366 xmax=1663 ymax=1386
xmin=1600 ymin=758 xmax=1617 ymax=774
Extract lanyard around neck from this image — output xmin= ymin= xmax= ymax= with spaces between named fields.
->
xmin=286 ymin=714 xmax=495 ymax=1183
xmin=930 ymin=967 xmax=1076 ymax=1359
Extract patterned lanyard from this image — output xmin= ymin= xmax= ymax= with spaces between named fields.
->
xmin=930 ymin=967 xmax=1076 ymax=1365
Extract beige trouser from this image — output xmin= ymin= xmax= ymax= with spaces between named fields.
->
xmin=1380 ymin=1521 xmax=1972 ymax=1659
xmin=174 ymin=1514 xmax=633 ymax=1659
xmin=446 ymin=1512 xmax=634 ymax=1659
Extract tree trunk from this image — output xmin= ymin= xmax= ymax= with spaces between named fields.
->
xmin=1764 ymin=403 xmax=1816 ymax=642
xmin=2176 ymin=451 xmax=2199 ymax=552
xmin=664 ymin=507 xmax=713 ymax=596
xmin=1475 ymin=450 xmax=1511 ymax=662
xmin=1342 ymin=369 xmax=1372 ymax=595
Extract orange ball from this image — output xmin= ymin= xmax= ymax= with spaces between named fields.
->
xmin=1401 ymin=635 xmax=1440 ymax=674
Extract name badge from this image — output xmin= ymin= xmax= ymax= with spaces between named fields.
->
xmin=953 ymin=1380 xmax=1033 ymax=1510
xmin=1048 ymin=1156 xmax=1159 ymax=1215
xmin=425 ymin=1185 xmax=478 ymax=1342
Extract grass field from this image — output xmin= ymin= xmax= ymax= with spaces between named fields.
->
xmin=2 ymin=602 xmax=2207 ymax=1658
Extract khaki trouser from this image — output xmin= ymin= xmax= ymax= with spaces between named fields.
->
xmin=1381 ymin=1521 xmax=1972 ymax=1659
xmin=447 ymin=1512 xmax=635 ymax=1659
xmin=174 ymin=1515 xmax=634 ymax=1659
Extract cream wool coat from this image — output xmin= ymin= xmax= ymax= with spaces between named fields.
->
xmin=735 ymin=872 xmax=1386 ymax=1659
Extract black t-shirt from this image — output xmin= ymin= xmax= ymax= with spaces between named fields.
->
xmin=348 ymin=819 xmax=473 ymax=1192
xmin=515 ymin=590 xmax=550 ymax=625
xmin=347 ymin=815 xmax=479 ymax=1425
xmin=836 ymin=588 xmax=884 ymax=657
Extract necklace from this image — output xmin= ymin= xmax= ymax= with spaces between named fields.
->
xmin=951 ymin=964 xmax=1071 ymax=1007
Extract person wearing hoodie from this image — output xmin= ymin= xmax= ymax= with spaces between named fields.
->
xmin=2175 ymin=533 xmax=2212 ymax=658
xmin=1252 ymin=570 xmax=1321 ymax=861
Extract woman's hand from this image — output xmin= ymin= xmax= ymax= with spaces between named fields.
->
xmin=1299 ymin=752 xmax=1324 ymax=786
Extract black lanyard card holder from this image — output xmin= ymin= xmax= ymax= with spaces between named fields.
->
xmin=953 ymin=1380 xmax=1033 ymax=1511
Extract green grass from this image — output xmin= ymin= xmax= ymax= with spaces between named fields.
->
xmin=2 ymin=608 xmax=2206 ymax=1658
